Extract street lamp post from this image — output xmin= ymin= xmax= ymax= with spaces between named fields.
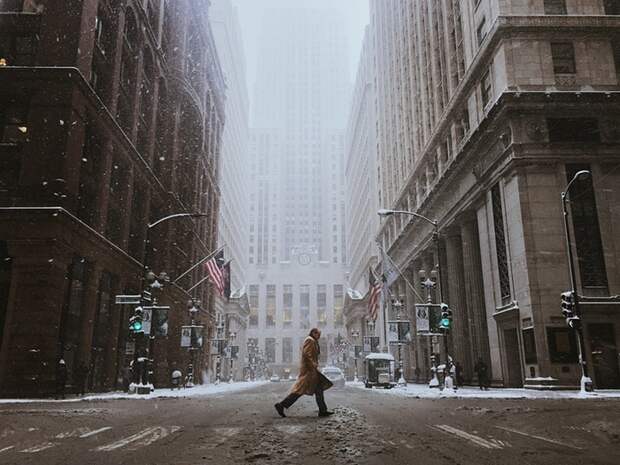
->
xmin=392 ymin=299 xmax=407 ymax=387
xmin=379 ymin=209 xmax=446 ymax=389
xmin=351 ymin=329 xmax=360 ymax=382
xmin=561 ymin=170 xmax=593 ymax=393
xmin=139 ymin=212 xmax=208 ymax=390
xmin=228 ymin=331 xmax=236 ymax=383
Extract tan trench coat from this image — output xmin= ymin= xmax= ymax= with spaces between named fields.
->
xmin=290 ymin=336 xmax=332 ymax=396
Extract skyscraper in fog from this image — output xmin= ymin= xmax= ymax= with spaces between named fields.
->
xmin=246 ymin=8 xmax=350 ymax=373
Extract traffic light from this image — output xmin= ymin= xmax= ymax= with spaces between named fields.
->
xmin=129 ymin=307 xmax=144 ymax=333
xmin=561 ymin=291 xmax=581 ymax=330
xmin=439 ymin=303 xmax=452 ymax=332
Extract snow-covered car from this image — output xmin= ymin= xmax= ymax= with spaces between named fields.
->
xmin=270 ymin=374 xmax=281 ymax=382
xmin=321 ymin=366 xmax=345 ymax=388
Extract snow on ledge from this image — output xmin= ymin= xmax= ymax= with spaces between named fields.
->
xmin=347 ymin=381 xmax=620 ymax=399
xmin=0 ymin=381 xmax=269 ymax=405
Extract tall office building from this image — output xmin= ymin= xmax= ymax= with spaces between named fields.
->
xmin=360 ymin=0 xmax=620 ymax=389
xmin=245 ymin=8 xmax=350 ymax=374
xmin=211 ymin=0 xmax=250 ymax=293
xmin=210 ymin=0 xmax=251 ymax=381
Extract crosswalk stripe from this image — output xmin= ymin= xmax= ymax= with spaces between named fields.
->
xmin=19 ymin=442 xmax=56 ymax=453
xmin=80 ymin=427 xmax=112 ymax=438
xmin=495 ymin=426 xmax=582 ymax=450
xmin=95 ymin=427 xmax=158 ymax=451
xmin=0 ymin=446 xmax=15 ymax=453
xmin=126 ymin=426 xmax=181 ymax=450
xmin=95 ymin=426 xmax=181 ymax=452
xmin=432 ymin=425 xmax=503 ymax=450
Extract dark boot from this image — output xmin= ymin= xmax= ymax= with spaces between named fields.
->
xmin=274 ymin=403 xmax=286 ymax=418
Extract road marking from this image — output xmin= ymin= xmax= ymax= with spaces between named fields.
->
xmin=495 ymin=426 xmax=583 ymax=450
xmin=432 ymin=425 xmax=503 ymax=450
xmin=55 ymin=427 xmax=92 ymax=439
xmin=96 ymin=427 xmax=159 ymax=451
xmin=79 ymin=427 xmax=112 ymax=438
xmin=0 ymin=446 xmax=15 ymax=453
xmin=126 ymin=426 xmax=181 ymax=450
xmin=19 ymin=442 xmax=56 ymax=453
xmin=96 ymin=426 xmax=181 ymax=452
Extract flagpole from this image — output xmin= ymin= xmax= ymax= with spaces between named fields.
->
xmin=185 ymin=274 xmax=211 ymax=294
xmin=172 ymin=245 xmax=225 ymax=285
xmin=376 ymin=243 xmax=425 ymax=302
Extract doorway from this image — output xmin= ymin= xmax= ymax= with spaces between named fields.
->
xmin=588 ymin=323 xmax=620 ymax=389
xmin=503 ymin=328 xmax=523 ymax=387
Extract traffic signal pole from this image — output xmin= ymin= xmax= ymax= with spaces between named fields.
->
xmin=561 ymin=184 xmax=593 ymax=393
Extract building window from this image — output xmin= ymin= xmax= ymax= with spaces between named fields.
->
xmin=481 ymin=70 xmax=492 ymax=108
xmin=547 ymin=118 xmax=600 ymax=143
xmin=0 ymin=0 xmax=23 ymax=12
xmin=566 ymin=164 xmax=608 ymax=291
xmin=544 ymin=0 xmax=567 ymax=14
xmin=249 ymin=284 xmax=259 ymax=327
xmin=551 ymin=42 xmax=576 ymax=74
xmin=476 ymin=17 xmax=487 ymax=46
xmin=491 ymin=184 xmax=511 ymax=305
xmin=333 ymin=284 xmax=344 ymax=326
xmin=0 ymin=102 xmax=29 ymax=144
xmin=282 ymin=337 xmax=292 ymax=364
xmin=612 ymin=40 xmax=620 ymax=78
xmin=522 ymin=328 xmax=538 ymax=364
xmin=317 ymin=284 xmax=326 ymax=307
xmin=265 ymin=338 xmax=276 ymax=363
xmin=266 ymin=284 xmax=276 ymax=327
xmin=604 ymin=0 xmax=620 ymax=15
xmin=547 ymin=327 xmax=578 ymax=363
xmin=300 ymin=284 xmax=310 ymax=329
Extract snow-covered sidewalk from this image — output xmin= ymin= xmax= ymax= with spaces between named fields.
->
xmin=348 ymin=381 xmax=620 ymax=399
xmin=0 ymin=380 xmax=268 ymax=404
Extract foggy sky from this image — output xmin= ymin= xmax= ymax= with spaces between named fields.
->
xmin=232 ymin=0 xmax=370 ymax=97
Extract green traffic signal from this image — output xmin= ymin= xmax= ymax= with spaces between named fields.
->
xmin=131 ymin=320 xmax=143 ymax=332
xmin=440 ymin=318 xmax=451 ymax=329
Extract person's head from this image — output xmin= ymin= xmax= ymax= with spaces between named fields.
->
xmin=309 ymin=328 xmax=321 ymax=340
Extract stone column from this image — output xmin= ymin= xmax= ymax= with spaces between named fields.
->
xmin=445 ymin=232 xmax=473 ymax=379
xmin=461 ymin=216 xmax=491 ymax=380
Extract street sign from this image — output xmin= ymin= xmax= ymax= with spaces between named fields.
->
xmin=415 ymin=304 xmax=442 ymax=335
xmin=143 ymin=306 xmax=170 ymax=336
xmin=354 ymin=345 xmax=363 ymax=359
xmin=181 ymin=325 xmax=205 ymax=348
xmin=388 ymin=320 xmax=412 ymax=344
xmin=363 ymin=336 xmax=380 ymax=352
xmin=125 ymin=341 xmax=135 ymax=355
xmin=115 ymin=295 xmax=141 ymax=305
xmin=141 ymin=307 xmax=152 ymax=335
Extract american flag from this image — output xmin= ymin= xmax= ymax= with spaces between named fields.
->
xmin=205 ymin=250 xmax=225 ymax=296
xmin=368 ymin=266 xmax=382 ymax=321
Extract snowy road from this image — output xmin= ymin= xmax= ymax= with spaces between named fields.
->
xmin=0 ymin=382 xmax=619 ymax=465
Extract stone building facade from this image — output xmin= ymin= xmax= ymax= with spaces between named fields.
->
xmin=0 ymin=0 xmax=225 ymax=397
xmin=363 ymin=0 xmax=620 ymax=388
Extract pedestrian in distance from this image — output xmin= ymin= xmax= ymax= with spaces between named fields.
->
xmin=275 ymin=328 xmax=334 ymax=418
xmin=74 ymin=361 xmax=89 ymax=396
xmin=55 ymin=358 xmax=67 ymax=400
xmin=474 ymin=357 xmax=490 ymax=390
xmin=454 ymin=361 xmax=464 ymax=388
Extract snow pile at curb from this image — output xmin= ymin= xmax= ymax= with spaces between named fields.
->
xmin=0 ymin=381 xmax=269 ymax=404
xmin=347 ymin=381 xmax=620 ymax=399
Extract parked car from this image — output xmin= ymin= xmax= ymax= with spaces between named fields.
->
xmin=270 ymin=374 xmax=281 ymax=382
xmin=321 ymin=366 xmax=345 ymax=388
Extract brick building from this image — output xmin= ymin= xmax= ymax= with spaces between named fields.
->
xmin=354 ymin=0 xmax=620 ymax=389
xmin=0 ymin=0 xmax=225 ymax=397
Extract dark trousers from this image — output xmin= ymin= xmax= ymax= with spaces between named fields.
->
xmin=281 ymin=387 xmax=327 ymax=413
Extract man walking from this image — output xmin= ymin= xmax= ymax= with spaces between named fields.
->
xmin=275 ymin=328 xmax=333 ymax=417
xmin=474 ymin=357 xmax=490 ymax=390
